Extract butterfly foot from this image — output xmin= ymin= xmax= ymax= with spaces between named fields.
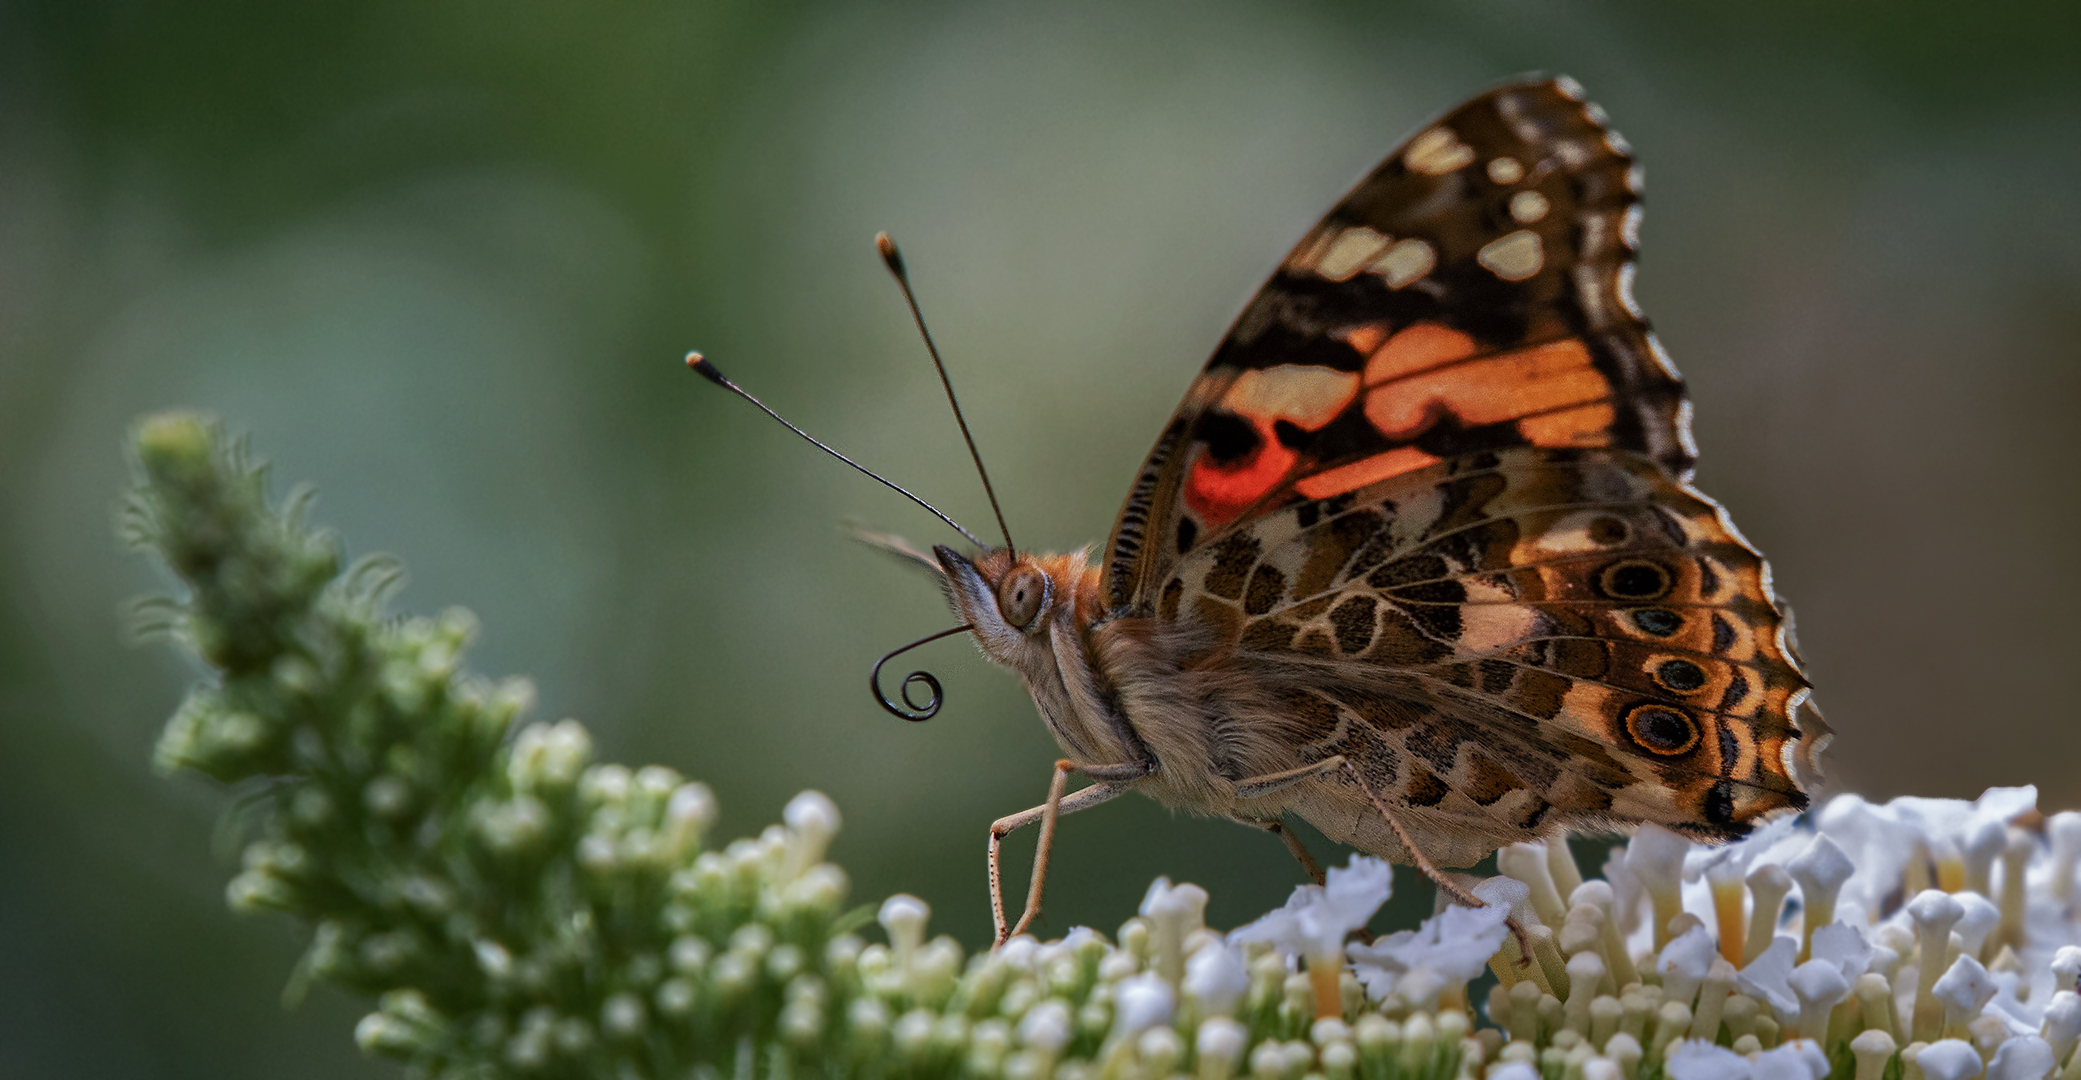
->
xmin=985 ymin=761 xmax=1136 ymax=951
xmin=1506 ymin=916 xmax=1533 ymax=966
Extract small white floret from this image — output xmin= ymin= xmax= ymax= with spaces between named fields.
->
xmin=1018 ymin=999 xmax=1072 ymax=1053
xmin=1986 ymin=1035 xmax=2056 ymax=1080
xmin=2041 ymin=990 xmax=2081 ymax=1062
xmin=1915 ymin=1039 xmax=1985 ymax=1080
xmin=1952 ymin=891 xmax=2000 ymax=958
xmin=1665 ymin=1038 xmax=1752 ymax=1080
xmin=1346 ymin=893 xmax=1511 ymax=1002
xmin=1737 ymin=935 xmax=1800 ymax=1015
xmin=1789 ymin=961 xmax=1851 ymax=1041
xmin=1184 ymin=940 xmax=1250 ymax=1016
xmin=1932 ymin=953 xmax=1998 ymax=1023
xmin=1112 ymin=973 xmax=1174 ymax=1038
xmin=1231 ymin=855 xmax=1393 ymax=961
xmin=1811 ymin=922 xmax=1874 ymax=982
xmin=1195 ymin=1016 xmax=1247 ymax=1064
xmin=878 ymin=895 xmax=930 ymax=956
xmin=1660 ymin=924 xmax=1718 ymax=1006
xmin=1752 ymin=1040 xmax=1831 ymax=1080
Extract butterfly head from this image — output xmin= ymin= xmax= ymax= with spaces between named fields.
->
xmin=935 ymin=545 xmax=1095 ymax=661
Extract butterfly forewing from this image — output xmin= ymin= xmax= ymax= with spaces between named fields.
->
xmin=1104 ymin=77 xmax=1688 ymax=615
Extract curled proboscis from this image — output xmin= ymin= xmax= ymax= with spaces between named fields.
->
xmin=870 ymin=624 xmax=971 ymax=722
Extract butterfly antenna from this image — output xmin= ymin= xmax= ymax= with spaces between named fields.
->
xmin=876 ymin=232 xmax=1017 ymax=558
xmin=688 ymin=353 xmax=989 ymax=549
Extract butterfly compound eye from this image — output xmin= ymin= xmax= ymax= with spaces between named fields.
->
xmin=997 ymin=566 xmax=1046 ymax=628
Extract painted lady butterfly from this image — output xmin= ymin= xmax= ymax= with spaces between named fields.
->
xmin=703 ymin=76 xmax=1832 ymax=945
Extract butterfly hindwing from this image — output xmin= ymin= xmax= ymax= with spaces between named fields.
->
xmin=1157 ymin=448 xmax=1825 ymax=861
xmin=1104 ymin=77 xmax=1691 ymax=614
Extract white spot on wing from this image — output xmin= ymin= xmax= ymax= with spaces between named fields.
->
xmin=1476 ymin=230 xmax=1544 ymax=281
xmin=1675 ymin=398 xmax=1700 ymax=461
xmin=1616 ymin=262 xmax=1642 ymax=318
xmin=1621 ymin=205 xmax=1643 ymax=249
xmin=1218 ymin=365 xmax=1361 ymax=430
xmin=1370 ymin=238 xmax=1436 ymax=288
xmin=1528 ymin=509 xmax=1636 ymax=555
xmin=1455 ymin=602 xmax=1540 ymax=655
xmin=1313 ymin=226 xmax=1392 ymax=282
xmin=1404 ymin=128 xmax=1476 ymax=175
xmin=1578 ymin=211 xmax=1615 ymax=259
xmin=1645 ymin=332 xmax=1682 ymax=379
xmin=1554 ymin=76 xmax=1586 ymax=100
xmin=1625 ymin=164 xmax=1645 ymax=193
xmin=1509 ymin=191 xmax=1550 ymax=224
xmin=1487 ymin=157 xmax=1524 ymax=184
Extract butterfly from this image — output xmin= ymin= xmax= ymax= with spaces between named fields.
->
xmin=698 ymin=75 xmax=1832 ymax=947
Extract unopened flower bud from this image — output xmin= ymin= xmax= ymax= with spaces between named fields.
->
xmin=363 ymin=774 xmax=412 ymax=819
xmin=525 ymin=720 xmax=591 ymax=789
xmin=1501 ymin=842 xmax=1570 ymax=928
xmin=1851 ymin=1029 xmax=1897 ymax=1080
xmin=1186 ymin=939 xmax=1250 ymax=1016
xmin=1628 ymin=826 xmax=1691 ymax=951
xmin=601 ymin=993 xmax=644 ymax=1040
xmin=782 ymin=790 xmax=840 ymax=874
xmin=1745 ymin=865 xmax=1794 ymax=966
xmin=2051 ymin=814 xmax=2081 ymax=903
xmin=1198 ymin=1019 xmax=1240 ymax=1080
xmin=879 ymin=894 xmax=929 ymax=972
xmin=1909 ymin=890 xmax=1966 ymax=1041
xmin=354 ymin=1012 xmax=421 ymax=1058
xmin=1786 ymin=835 xmax=1854 ymax=961
xmin=1114 ymin=973 xmax=1174 ymax=1039
xmin=1019 ymin=999 xmax=1072 ymax=1054
xmin=1790 ymin=960 xmax=1851 ymax=1042
xmin=1960 ymin=820 xmax=2005 ymax=898
xmin=225 ymin=870 xmax=296 ymax=913
xmin=1952 ymin=892 xmax=1999 ymax=960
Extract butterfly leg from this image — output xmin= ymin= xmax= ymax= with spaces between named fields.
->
xmin=1230 ymin=755 xmax=1354 ymax=887
xmin=1235 ymin=817 xmax=1326 ymax=885
xmin=986 ymin=761 xmax=1136 ymax=947
xmin=1330 ymin=758 xmax=1534 ymax=963
xmin=1333 ymin=759 xmax=1486 ymax=909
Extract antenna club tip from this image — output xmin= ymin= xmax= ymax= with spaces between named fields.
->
xmin=686 ymin=352 xmax=729 ymax=386
xmin=875 ymin=231 xmax=906 ymax=277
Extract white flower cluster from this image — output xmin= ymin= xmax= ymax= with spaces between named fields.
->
xmin=957 ymin=785 xmax=2081 ymax=1080
xmin=1425 ymin=785 xmax=2079 ymax=1080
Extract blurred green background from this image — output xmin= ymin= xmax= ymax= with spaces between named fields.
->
xmin=2 ymin=1 xmax=2078 ymax=1075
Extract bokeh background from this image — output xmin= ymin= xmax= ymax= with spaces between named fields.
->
xmin=2 ymin=2 xmax=2078 ymax=1076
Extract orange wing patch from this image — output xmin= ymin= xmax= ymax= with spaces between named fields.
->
xmin=1298 ymin=329 xmax=1620 ymax=504
xmin=1365 ymin=336 xmax=1609 ymax=439
xmin=1519 ymin=402 xmax=1618 ymax=446
xmin=1364 ymin=322 xmax=1478 ymax=384
xmin=1184 ymin=365 xmax=1361 ymax=528
xmin=1295 ymin=446 xmax=1442 ymax=499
